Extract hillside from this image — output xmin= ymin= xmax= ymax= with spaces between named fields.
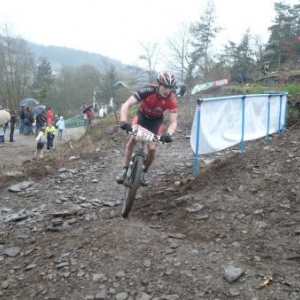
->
xmin=28 ymin=42 xmax=138 ymax=73
xmin=257 ymin=69 xmax=300 ymax=86
xmin=0 ymin=94 xmax=300 ymax=299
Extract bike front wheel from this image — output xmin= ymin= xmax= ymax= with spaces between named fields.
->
xmin=122 ymin=155 xmax=143 ymax=217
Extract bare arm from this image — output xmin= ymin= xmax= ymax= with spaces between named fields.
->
xmin=120 ymin=96 xmax=138 ymax=123
xmin=167 ymin=112 xmax=177 ymax=136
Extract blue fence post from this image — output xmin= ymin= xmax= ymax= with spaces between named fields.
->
xmin=266 ymin=95 xmax=271 ymax=140
xmin=277 ymin=94 xmax=283 ymax=136
xmin=283 ymin=93 xmax=288 ymax=132
xmin=240 ymin=95 xmax=246 ymax=153
xmin=194 ymin=99 xmax=203 ymax=177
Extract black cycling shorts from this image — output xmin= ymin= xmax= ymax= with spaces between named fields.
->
xmin=132 ymin=112 xmax=164 ymax=135
xmin=37 ymin=141 xmax=44 ymax=150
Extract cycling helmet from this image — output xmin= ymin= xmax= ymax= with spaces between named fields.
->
xmin=157 ymin=71 xmax=177 ymax=88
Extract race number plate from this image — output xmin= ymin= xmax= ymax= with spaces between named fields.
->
xmin=136 ymin=126 xmax=154 ymax=142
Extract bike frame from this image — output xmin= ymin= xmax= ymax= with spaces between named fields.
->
xmin=121 ymin=125 xmax=159 ymax=217
xmin=124 ymin=140 xmax=147 ymax=185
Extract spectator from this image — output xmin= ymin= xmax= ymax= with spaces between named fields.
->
xmin=93 ymin=100 xmax=99 ymax=114
xmin=9 ymin=109 xmax=17 ymax=142
xmin=35 ymin=127 xmax=46 ymax=157
xmin=55 ymin=116 xmax=65 ymax=140
xmin=3 ymin=121 xmax=9 ymax=141
xmin=103 ymin=105 xmax=108 ymax=117
xmin=46 ymin=107 xmax=54 ymax=125
xmin=35 ymin=111 xmax=46 ymax=136
xmin=175 ymin=85 xmax=187 ymax=98
xmin=261 ymin=63 xmax=269 ymax=76
xmin=99 ymin=106 xmax=104 ymax=118
xmin=81 ymin=103 xmax=91 ymax=127
xmin=24 ymin=107 xmax=34 ymax=135
xmin=109 ymin=97 xmax=114 ymax=113
xmin=86 ymin=108 xmax=94 ymax=127
xmin=83 ymin=111 xmax=88 ymax=127
xmin=0 ymin=125 xmax=4 ymax=147
xmin=19 ymin=106 xmax=25 ymax=134
xmin=45 ymin=122 xmax=56 ymax=151
xmin=81 ymin=102 xmax=88 ymax=110
xmin=54 ymin=115 xmax=59 ymax=127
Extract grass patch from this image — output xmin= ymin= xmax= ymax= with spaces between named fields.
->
xmin=287 ymin=107 xmax=300 ymax=128
xmin=284 ymin=84 xmax=300 ymax=94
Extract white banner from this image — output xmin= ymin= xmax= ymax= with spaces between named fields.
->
xmin=191 ymin=78 xmax=229 ymax=95
xmin=190 ymin=94 xmax=288 ymax=155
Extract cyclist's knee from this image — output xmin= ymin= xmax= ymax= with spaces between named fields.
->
xmin=148 ymin=148 xmax=156 ymax=157
xmin=126 ymin=137 xmax=136 ymax=151
xmin=149 ymin=141 xmax=157 ymax=151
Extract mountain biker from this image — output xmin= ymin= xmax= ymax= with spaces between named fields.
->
xmin=116 ymin=71 xmax=178 ymax=186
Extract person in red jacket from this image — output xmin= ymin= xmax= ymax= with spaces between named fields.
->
xmin=86 ymin=108 xmax=94 ymax=127
xmin=46 ymin=107 xmax=54 ymax=125
xmin=116 ymin=71 xmax=178 ymax=186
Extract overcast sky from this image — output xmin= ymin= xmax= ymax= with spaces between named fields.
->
xmin=0 ymin=0 xmax=298 ymax=67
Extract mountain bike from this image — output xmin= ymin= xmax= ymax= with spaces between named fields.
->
xmin=121 ymin=125 xmax=160 ymax=218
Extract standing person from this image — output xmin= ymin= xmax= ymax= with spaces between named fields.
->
xmin=54 ymin=115 xmax=59 ymax=127
xmin=35 ymin=111 xmax=45 ymax=136
xmin=0 ymin=125 xmax=4 ymax=147
xmin=55 ymin=116 xmax=65 ymax=140
xmin=99 ymin=106 xmax=104 ymax=118
xmin=116 ymin=71 xmax=178 ymax=186
xmin=103 ymin=105 xmax=108 ymax=117
xmin=19 ymin=106 xmax=25 ymax=134
xmin=46 ymin=107 xmax=54 ymax=125
xmin=45 ymin=122 xmax=56 ymax=151
xmin=109 ymin=97 xmax=114 ymax=113
xmin=86 ymin=108 xmax=94 ymax=127
xmin=9 ymin=109 xmax=17 ymax=142
xmin=83 ymin=111 xmax=88 ymax=127
xmin=24 ymin=107 xmax=34 ymax=135
xmin=81 ymin=103 xmax=88 ymax=127
xmin=3 ymin=121 xmax=9 ymax=142
xmin=35 ymin=127 xmax=46 ymax=157
xmin=81 ymin=102 xmax=88 ymax=110
xmin=93 ymin=99 xmax=99 ymax=114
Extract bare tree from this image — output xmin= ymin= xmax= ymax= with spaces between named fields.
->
xmin=51 ymin=64 xmax=103 ymax=114
xmin=189 ymin=0 xmax=221 ymax=81
xmin=166 ymin=22 xmax=192 ymax=83
xmin=138 ymin=42 xmax=160 ymax=83
xmin=0 ymin=24 xmax=35 ymax=110
xmin=98 ymin=57 xmax=118 ymax=104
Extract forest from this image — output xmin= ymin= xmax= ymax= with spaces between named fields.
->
xmin=0 ymin=1 xmax=299 ymax=117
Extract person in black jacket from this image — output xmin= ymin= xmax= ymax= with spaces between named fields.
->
xmin=9 ymin=110 xmax=17 ymax=142
xmin=35 ymin=111 xmax=46 ymax=136
xmin=19 ymin=106 xmax=25 ymax=134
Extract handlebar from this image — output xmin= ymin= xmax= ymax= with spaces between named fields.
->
xmin=130 ymin=126 xmax=161 ymax=143
xmin=119 ymin=125 xmax=161 ymax=143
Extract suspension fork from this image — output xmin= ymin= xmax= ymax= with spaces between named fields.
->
xmin=131 ymin=142 xmax=147 ymax=169
xmin=124 ymin=142 xmax=147 ymax=186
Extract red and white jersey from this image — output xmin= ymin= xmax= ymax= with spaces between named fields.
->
xmin=134 ymin=85 xmax=178 ymax=118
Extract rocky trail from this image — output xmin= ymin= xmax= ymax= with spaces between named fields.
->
xmin=0 ymin=98 xmax=300 ymax=300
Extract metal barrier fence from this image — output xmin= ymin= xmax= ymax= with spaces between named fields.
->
xmin=65 ymin=115 xmax=84 ymax=128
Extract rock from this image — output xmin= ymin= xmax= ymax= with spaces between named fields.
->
xmin=185 ymin=203 xmax=204 ymax=212
xmin=115 ymin=292 xmax=129 ymax=300
xmin=167 ymin=233 xmax=186 ymax=239
xmin=3 ymin=246 xmax=21 ymax=257
xmin=5 ymin=171 xmax=23 ymax=177
xmin=8 ymin=181 xmax=34 ymax=192
xmin=95 ymin=289 xmax=107 ymax=299
xmin=223 ymin=265 xmax=245 ymax=283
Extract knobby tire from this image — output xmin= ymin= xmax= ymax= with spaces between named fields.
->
xmin=122 ymin=155 xmax=143 ymax=217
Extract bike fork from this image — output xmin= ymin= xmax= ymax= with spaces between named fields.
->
xmin=125 ymin=153 xmax=145 ymax=186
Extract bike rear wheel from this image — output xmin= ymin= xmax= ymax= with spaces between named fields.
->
xmin=122 ymin=155 xmax=143 ymax=217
